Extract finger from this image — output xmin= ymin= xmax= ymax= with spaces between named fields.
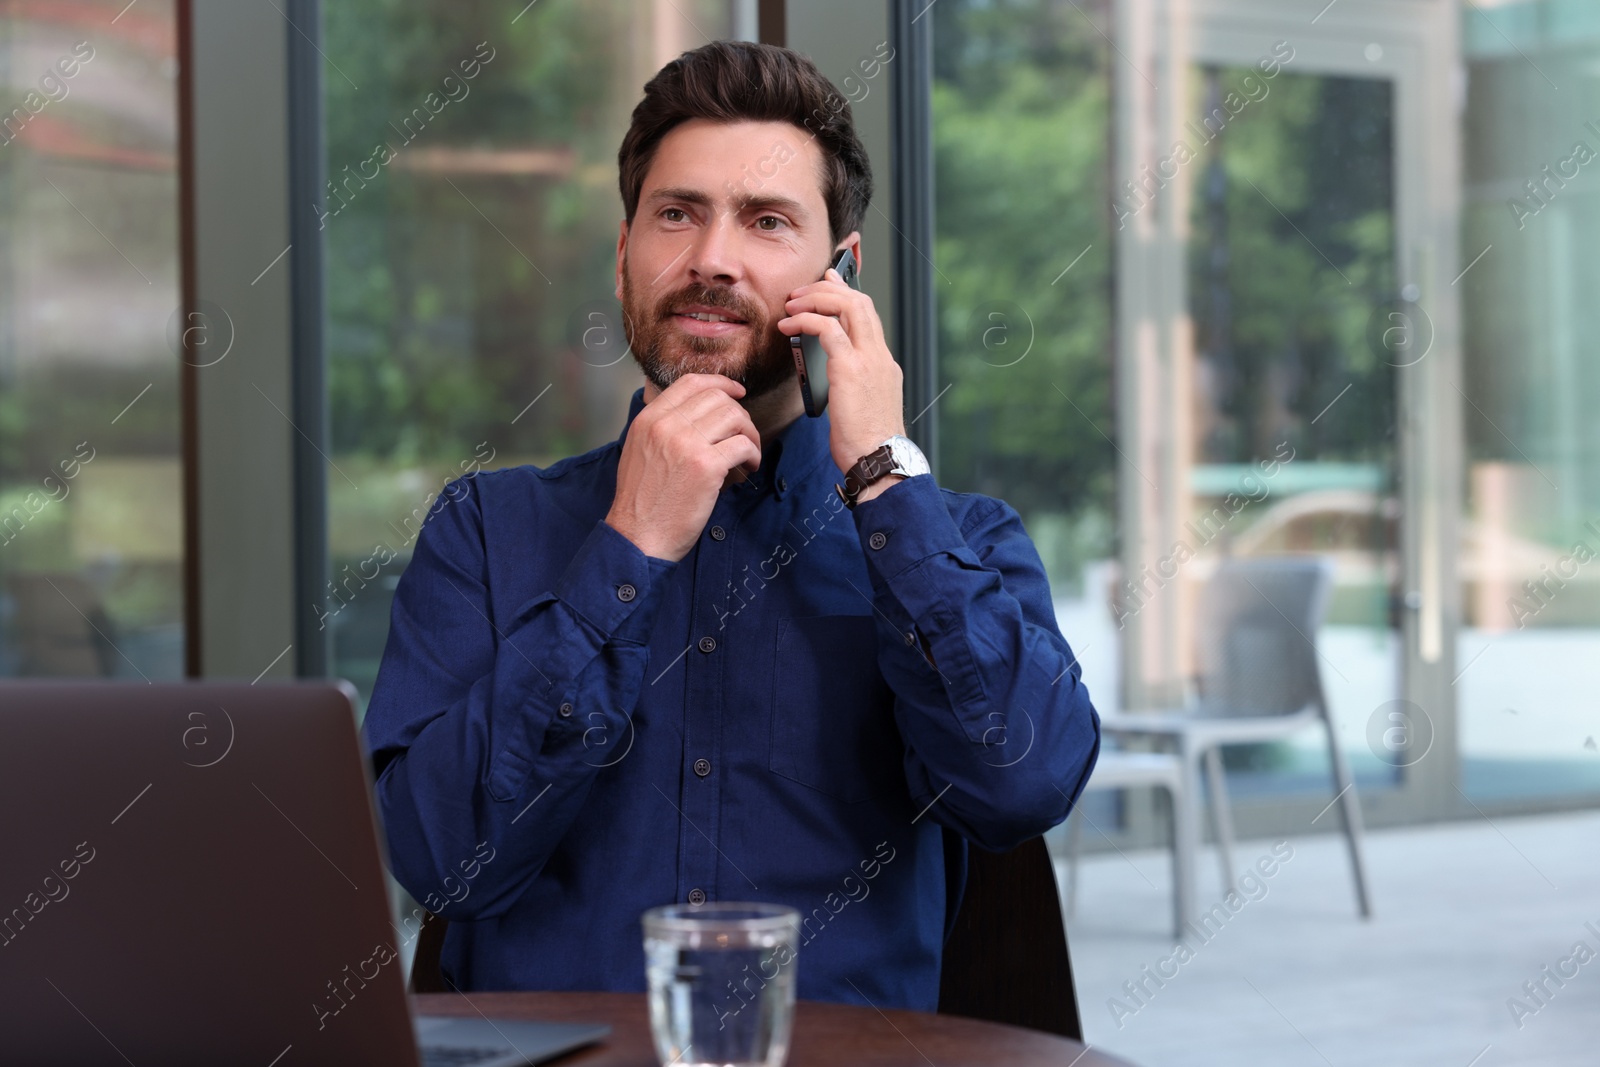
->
xmin=698 ymin=400 xmax=761 ymax=454
xmin=778 ymin=311 xmax=853 ymax=349
xmin=712 ymin=431 xmax=762 ymax=478
xmin=705 ymin=405 xmax=762 ymax=473
xmin=662 ymin=391 xmax=760 ymax=469
xmin=660 ymin=372 xmax=746 ymax=403
xmin=787 ymin=264 xmax=857 ymax=295
xmin=676 ymin=384 xmax=753 ymax=431
xmin=786 ymin=276 xmax=850 ymax=302
xmin=785 ymin=288 xmax=867 ymax=323
xmin=649 ymin=375 xmax=744 ymax=433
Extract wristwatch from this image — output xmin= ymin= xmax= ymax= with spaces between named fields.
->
xmin=835 ymin=434 xmax=930 ymax=509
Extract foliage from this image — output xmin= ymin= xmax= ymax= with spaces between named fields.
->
xmin=931 ymin=0 xmax=1115 ymax=547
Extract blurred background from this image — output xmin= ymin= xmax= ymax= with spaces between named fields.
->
xmin=1 ymin=0 xmax=1595 ymax=1063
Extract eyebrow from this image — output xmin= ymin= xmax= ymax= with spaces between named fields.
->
xmin=644 ymin=185 xmax=811 ymax=222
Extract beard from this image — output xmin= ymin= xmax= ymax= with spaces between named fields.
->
xmin=618 ymin=260 xmax=797 ymax=402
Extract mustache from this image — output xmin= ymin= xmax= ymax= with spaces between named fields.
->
xmin=660 ymin=286 xmax=760 ymax=322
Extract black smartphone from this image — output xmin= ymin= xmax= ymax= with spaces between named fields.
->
xmin=792 ymin=247 xmax=859 ymax=417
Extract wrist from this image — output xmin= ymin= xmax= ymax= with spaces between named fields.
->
xmin=851 ymin=473 xmax=905 ymax=506
xmin=836 ymin=433 xmax=929 ymax=509
xmin=604 ymin=513 xmax=655 ymax=558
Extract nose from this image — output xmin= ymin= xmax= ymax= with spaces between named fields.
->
xmin=685 ymin=209 xmax=740 ymax=287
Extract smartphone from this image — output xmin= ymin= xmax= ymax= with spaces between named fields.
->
xmin=792 ymin=247 xmax=859 ymax=417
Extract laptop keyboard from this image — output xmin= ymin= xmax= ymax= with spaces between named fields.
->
xmin=421 ymin=1046 xmax=512 ymax=1067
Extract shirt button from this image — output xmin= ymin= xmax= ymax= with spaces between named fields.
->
xmin=559 ymin=702 xmax=574 ymax=717
xmin=869 ymin=531 xmax=888 ymax=550
xmin=777 ymin=478 xmax=788 ymax=492
xmin=688 ymin=888 xmax=707 ymax=906
xmin=709 ymin=525 xmax=726 ymax=541
xmin=698 ymin=636 xmax=717 ymax=653
xmin=693 ymin=758 xmax=711 ymax=778
xmin=617 ymin=583 xmax=637 ymax=602
xmin=905 ymin=631 xmax=917 ymax=646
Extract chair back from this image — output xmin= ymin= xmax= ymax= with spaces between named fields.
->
xmin=409 ymin=909 xmax=449 ymax=993
xmin=937 ymin=834 xmax=1081 ymax=1039
xmin=1194 ymin=555 xmax=1334 ymax=718
xmin=412 ymin=835 xmax=1084 ymax=1039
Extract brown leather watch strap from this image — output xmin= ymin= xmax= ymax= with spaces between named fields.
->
xmin=835 ymin=443 xmax=896 ymax=509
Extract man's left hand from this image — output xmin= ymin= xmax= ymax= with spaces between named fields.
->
xmin=780 ymin=267 xmax=907 ymax=488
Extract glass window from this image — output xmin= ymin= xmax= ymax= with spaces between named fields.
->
xmin=0 ymin=2 xmax=184 ymax=680
xmin=932 ymin=0 xmax=1594 ymax=1062
xmin=323 ymin=0 xmax=755 ymax=706
xmin=1458 ymin=5 xmax=1600 ymax=800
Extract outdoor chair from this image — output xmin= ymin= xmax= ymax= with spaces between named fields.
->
xmin=1096 ymin=556 xmax=1372 ymax=919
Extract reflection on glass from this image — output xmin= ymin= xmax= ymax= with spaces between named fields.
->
xmin=932 ymin=1 xmax=1600 ymax=1064
xmin=0 ymin=2 xmax=183 ymax=679
xmin=1459 ymin=7 xmax=1600 ymax=799
xmin=931 ymin=0 xmax=1115 ymax=654
xmin=323 ymin=0 xmax=748 ymax=707
xmin=1182 ymin=66 xmax=1400 ymax=795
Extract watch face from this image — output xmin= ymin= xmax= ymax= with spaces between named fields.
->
xmin=886 ymin=435 xmax=930 ymax=478
xmin=864 ymin=444 xmax=897 ymax=479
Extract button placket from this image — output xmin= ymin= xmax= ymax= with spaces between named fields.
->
xmin=678 ymin=499 xmax=734 ymax=918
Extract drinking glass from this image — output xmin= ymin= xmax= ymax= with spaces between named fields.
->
xmin=641 ymin=901 xmax=800 ymax=1067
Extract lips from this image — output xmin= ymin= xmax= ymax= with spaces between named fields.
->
xmin=672 ymin=304 xmax=748 ymax=325
xmin=672 ymin=314 xmax=748 ymax=337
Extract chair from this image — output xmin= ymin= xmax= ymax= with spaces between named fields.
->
xmin=936 ymin=834 xmax=1081 ymax=1039
xmin=409 ymin=835 xmax=1084 ymax=1040
xmin=1098 ymin=556 xmax=1372 ymax=917
xmin=408 ymin=909 xmax=450 ymax=994
xmin=1061 ymin=751 xmax=1193 ymax=937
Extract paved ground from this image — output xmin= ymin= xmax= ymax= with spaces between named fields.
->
xmin=1054 ymin=809 xmax=1600 ymax=1067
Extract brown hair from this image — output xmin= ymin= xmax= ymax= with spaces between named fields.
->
xmin=617 ymin=40 xmax=873 ymax=248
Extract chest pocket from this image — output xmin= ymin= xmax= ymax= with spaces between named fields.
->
xmin=769 ymin=614 xmax=906 ymax=804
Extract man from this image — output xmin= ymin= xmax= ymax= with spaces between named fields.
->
xmin=362 ymin=39 xmax=1099 ymax=1013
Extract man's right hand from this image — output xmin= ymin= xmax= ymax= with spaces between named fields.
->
xmin=605 ymin=374 xmax=762 ymax=562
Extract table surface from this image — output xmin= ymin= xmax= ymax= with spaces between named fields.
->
xmin=412 ymin=991 xmax=1135 ymax=1067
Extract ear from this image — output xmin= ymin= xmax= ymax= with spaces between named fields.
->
xmin=836 ymin=230 xmax=863 ymax=276
xmin=614 ymin=219 xmax=629 ymax=302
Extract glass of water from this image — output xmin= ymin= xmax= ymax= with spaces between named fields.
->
xmin=641 ymin=901 xmax=800 ymax=1067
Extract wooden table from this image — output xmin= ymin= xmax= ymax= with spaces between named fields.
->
xmin=413 ymin=991 xmax=1136 ymax=1066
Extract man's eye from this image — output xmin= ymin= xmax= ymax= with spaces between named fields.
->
xmin=661 ymin=208 xmax=687 ymax=222
xmin=756 ymin=215 xmax=785 ymax=231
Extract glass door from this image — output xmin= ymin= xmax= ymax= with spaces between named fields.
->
xmin=1113 ymin=0 xmax=1458 ymax=828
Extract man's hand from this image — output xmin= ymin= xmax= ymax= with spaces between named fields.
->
xmin=605 ymin=373 xmax=762 ymax=562
xmin=780 ymin=266 xmax=907 ymax=479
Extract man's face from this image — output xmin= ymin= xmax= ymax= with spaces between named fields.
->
xmin=615 ymin=118 xmax=857 ymax=401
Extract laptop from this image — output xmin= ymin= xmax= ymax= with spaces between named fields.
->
xmin=0 ymin=679 xmax=610 ymax=1066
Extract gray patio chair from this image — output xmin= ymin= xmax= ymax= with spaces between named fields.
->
xmin=1098 ymin=556 xmax=1372 ymax=918
xmin=1061 ymin=750 xmax=1193 ymax=937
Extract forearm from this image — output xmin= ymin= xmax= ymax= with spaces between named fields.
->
xmin=853 ymin=476 xmax=1101 ymax=850
xmin=365 ymin=515 xmax=674 ymax=920
xmin=879 ymin=591 xmax=1100 ymax=850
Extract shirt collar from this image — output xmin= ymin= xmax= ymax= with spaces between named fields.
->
xmin=616 ymin=385 xmax=833 ymax=502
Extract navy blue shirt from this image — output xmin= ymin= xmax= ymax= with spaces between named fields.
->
xmin=362 ymin=385 xmax=1100 ymax=1012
